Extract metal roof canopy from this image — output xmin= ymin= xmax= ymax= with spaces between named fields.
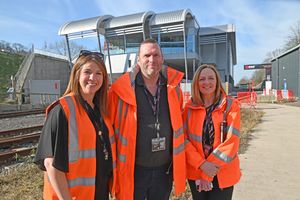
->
xmin=104 ymin=11 xmax=154 ymax=39
xmin=149 ymin=9 xmax=194 ymax=83
xmin=58 ymin=15 xmax=113 ymax=39
xmin=104 ymin=11 xmax=154 ymax=29
xmin=149 ymin=9 xmax=192 ymax=26
xmin=58 ymin=15 xmax=114 ymax=82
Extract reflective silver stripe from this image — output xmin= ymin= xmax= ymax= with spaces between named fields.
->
xmin=226 ymin=98 xmax=233 ymax=113
xmin=186 ymin=107 xmax=202 ymax=143
xmin=65 ymin=96 xmax=79 ymax=163
xmin=174 ymin=126 xmax=183 ymax=138
xmin=116 ymin=98 xmax=128 ymax=145
xmin=118 ymin=154 xmax=126 ymax=162
xmin=222 ymin=97 xmax=233 ymax=121
xmin=212 ymin=149 xmax=236 ymax=163
xmin=175 ymin=86 xmax=180 ymax=101
xmin=117 ymin=98 xmax=123 ymax=130
xmin=186 ymin=108 xmax=191 ymax=136
xmin=173 ymin=142 xmax=185 ymax=155
xmin=188 ymin=132 xmax=202 ymax=143
xmin=187 ymin=108 xmax=191 ymax=123
xmin=183 ymin=122 xmax=187 ymax=130
xmin=130 ymin=70 xmax=136 ymax=87
xmin=124 ymin=104 xmax=128 ymax=118
xmin=78 ymin=149 xmax=96 ymax=158
xmin=68 ymin=177 xmax=95 ymax=188
xmin=113 ymin=161 xmax=117 ymax=169
xmin=227 ymin=125 xmax=240 ymax=137
xmin=115 ymin=128 xmax=128 ymax=146
xmin=110 ymin=135 xmax=116 ymax=144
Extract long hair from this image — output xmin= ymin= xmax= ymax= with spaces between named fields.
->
xmin=64 ymin=54 xmax=108 ymax=116
xmin=191 ymin=64 xmax=224 ymax=106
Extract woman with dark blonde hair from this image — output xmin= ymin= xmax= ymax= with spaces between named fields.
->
xmin=35 ymin=50 xmax=116 ymax=200
xmin=183 ymin=64 xmax=241 ymax=200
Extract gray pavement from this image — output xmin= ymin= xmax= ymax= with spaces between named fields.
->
xmin=233 ymin=103 xmax=300 ymax=200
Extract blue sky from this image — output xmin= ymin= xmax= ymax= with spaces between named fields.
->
xmin=1 ymin=0 xmax=300 ymax=83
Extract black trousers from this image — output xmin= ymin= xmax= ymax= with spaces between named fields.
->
xmin=188 ymin=177 xmax=234 ymax=200
xmin=134 ymin=164 xmax=173 ymax=200
xmin=94 ymin=173 xmax=110 ymax=200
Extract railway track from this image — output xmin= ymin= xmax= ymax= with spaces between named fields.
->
xmin=0 ymin=126 xmax=43 ymax=165
xmin=0 ymin=132 xmax=41 ymax=148
xmin=0 ymin=125 xmax=43 ymax=137
xmin=0 ymin=109 xmax=45 ymax=119
xmin=0 ymin=147 xmax=36 ymax=165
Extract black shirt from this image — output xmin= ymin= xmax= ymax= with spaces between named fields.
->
xmin=135 ymin=71 xmax=173 ymax=168
xmin=34 ymin=101 xmax=112 ymax=200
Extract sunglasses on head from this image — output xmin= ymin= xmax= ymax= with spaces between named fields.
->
xmin=77 ymin=50 xmax=104 ymax=60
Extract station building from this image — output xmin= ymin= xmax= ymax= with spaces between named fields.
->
xmin=59 ymin=9 xmax=237 ymax=90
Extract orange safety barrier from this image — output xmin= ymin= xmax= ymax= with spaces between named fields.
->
xmin=236 ymin=92 xmax=257 ymax=108
xmin=273 ymin=89 xmax=295 ymax=102
xmin=276 ymin=90 xmax=283 ymax=102
xmin=288 ymin=90 xmax=295 ymax=101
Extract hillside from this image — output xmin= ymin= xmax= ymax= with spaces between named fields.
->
xmin=0 ymin=52 xmax=24 ymax=102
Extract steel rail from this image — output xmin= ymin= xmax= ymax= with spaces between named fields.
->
xmin=0 ymin=132 xmax=41 ymax=148
xmin=0 ymin=125 xmax=43 ymax=137
xmin=0 ymin=109 xmax=45 ymax=119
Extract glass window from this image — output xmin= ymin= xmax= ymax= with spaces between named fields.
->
xmin=152 ymin=29 xmax=197 ymax=54
xmin=155 ymin=32 xmax=184 ymax=54
xmin=126 ymin=33 xmax=143 ymax=53
xmin=186 ymin=27 xmax=197 ymax=53
xmin=106 ymin=36 xmax=125 ymax=55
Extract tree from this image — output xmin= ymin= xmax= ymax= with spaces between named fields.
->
xmin=284 ymin=20 xmax=300 ymax=51
xmin=263 ymin=20 xmax=300 ymax=62
xmin=237 ymin=76 xmax=249 ymax=85
xmin=263 ymin=48 xmax=283 ymax=63
xmin=251 ymin=69 xmax=265 ymax=86
xmin=11 ymin=43 xmax=27 ymax=54
xmin=0 ymin=40 xmax=13 ymax=52
xmin=42 ymin=40 xmax=86 ymax=60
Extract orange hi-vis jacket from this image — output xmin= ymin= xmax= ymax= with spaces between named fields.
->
xmin=109 ymin=65 xmax=187 ymax=200
xmin=183 ymin=93 xmax=241 ymax=188
xmin=43 ymin=94 xmax=117 ymax=200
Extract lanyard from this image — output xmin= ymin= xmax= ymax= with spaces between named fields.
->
xmin=81 ymin=100 xmax=109 ymax=160
xmin=143 ymin=77 xmax=162 ymax=116
xmin=143 ymin=77 xmax=162 ymax=138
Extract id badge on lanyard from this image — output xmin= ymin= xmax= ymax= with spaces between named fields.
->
xmin=151 ymin=122 xmax=166 ymax=152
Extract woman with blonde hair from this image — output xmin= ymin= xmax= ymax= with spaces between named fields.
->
xmin=183 ymin=64 xmax=241 ymax=200
xmin=35 ymin=50 xmax=116 ymax=200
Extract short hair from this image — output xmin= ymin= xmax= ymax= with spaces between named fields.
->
xmin=137 ymin=38 xmax=163 ymax=56
xmin=191 ymin=64 xmax=224 ymax=106
xmin=64 ymin=54 xmax=108 ymax=115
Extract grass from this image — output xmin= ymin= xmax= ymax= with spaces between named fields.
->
xmin=0 ymin=108 xmax=263 ymax=199
xmin=0 ymin=52 xmax=24 ymax=102
xmin=0 ymin=160 xmax=43 ymax=200
xmin=239 ymin=108 xmax=264 ymax=154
